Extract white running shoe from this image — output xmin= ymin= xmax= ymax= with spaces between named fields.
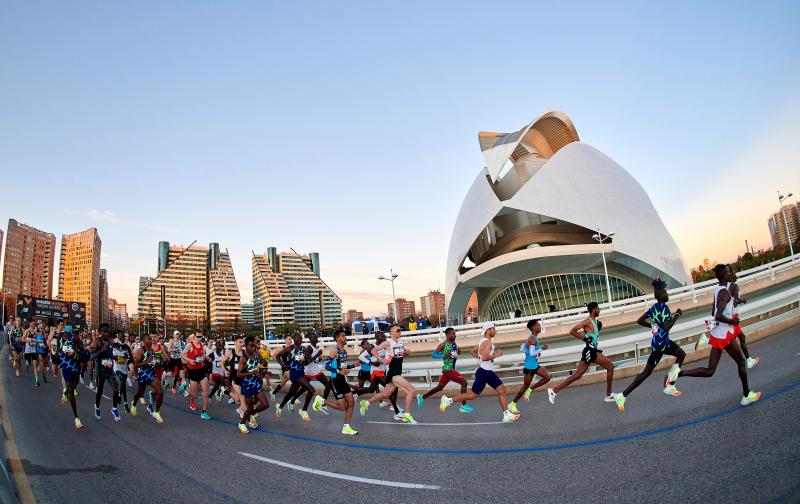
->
xmin=319 ymin=406 xmax=330 ymax=415
xmin=439 ymin=396 xmax=453 ymax=413
xmin=741 ymin=390 xmax=762 ymax=405
xmin=393 ymin=412 xmax=404 ymax=421
xmin=547 ymin=388 xmax=556 ymax=404
xmin=603 ymin=394 xmax=615 ymax=402
xmin=746 ymin=357 xmax=760 ymax=369
xmin=612 ymin=393 xmax=626 ymax=412
xmin=502 ymin=410 xmax=521 ymax=423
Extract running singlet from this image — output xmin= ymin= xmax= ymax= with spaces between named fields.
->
xmin=710 ymin=285 xmax=733 ymax=339
xmin=169 ymin=340 xmax=183 ymax=359
xmin=358 ymin=349 xmax=371 ymax=372
xmin=477 ymin=338 xmax=494 ymax=371
xmin=212 ymin=350 xmax=226 ymax=376
xmin=136 ymin=350 xmax=157 ymax=384
xmin=186 ymin=342 xmax=205 ymax=369
xmin=442 ymin=341 xmax=458 ymax=372
xmin=152 ymin=343 xmax=165 ymax=364
xmin=97 ymin=340 xmax=115 ymax=374
xmin=35 ymin=332 xmax=47 ymax=354
xmin=24 ymin=331 xmax=36 ymax=354
xmin=240 ymin=352 xmax=261 ymax=392
xmin=646 ymin=303 xmax=672 ymax=350
xmin=10 ymin=329 xmax=23 ymax=352
xmin=387 ymin=338 xmax=404 ymax=375
xmin=329 ymin=346 xmax=352 ymax=378
xmin=304 ymin=345 xmax=323 ymax=376
xmin=521 ymin=336 xmax=541 ymax=369
xmin=370 ymin=348 xmax=387 ymax=373
xmin=258 ymin=348 xmax=270 ymax=373
xmin=290 ymin=346 xmax=306 ymax=373
xmin=59 ymin=335 xmax=80 ymax=376
xmin=228 ymin=350 xmax=242 ymax=379
xmin=584 ymin=319 xmax=600 ymax=348
xmin=113 ymin=344 xmax=131 ymax=374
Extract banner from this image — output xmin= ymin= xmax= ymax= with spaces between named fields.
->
xmin=16 ymin=295 xmax=87 ymax=332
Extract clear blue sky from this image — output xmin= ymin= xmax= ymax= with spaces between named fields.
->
xmin=1 ymin=1 xmax=799 ymax=314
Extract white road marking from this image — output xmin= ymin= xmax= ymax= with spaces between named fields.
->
xmin=366 ymin=420 xmax=505 ymax=426
xmin=239 ymin=452 xmax=441 ymax=490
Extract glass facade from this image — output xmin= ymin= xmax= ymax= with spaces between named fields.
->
xmin=487 ymin=273 xmax=644 ymax=320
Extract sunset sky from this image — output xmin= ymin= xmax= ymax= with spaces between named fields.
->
xmin=1 ymin=1 xmax=798 ymax=315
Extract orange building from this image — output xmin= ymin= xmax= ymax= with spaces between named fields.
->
xmin=2 ymin=219 xmax=56 ymax=311
xmin=419 ymin=289 xmax=446 ymax=322
xmin=58 ymin=227 xmax=102 ymax=329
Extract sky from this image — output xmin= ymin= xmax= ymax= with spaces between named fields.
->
xmin=1 ymin=1 xmax=799 ymax=316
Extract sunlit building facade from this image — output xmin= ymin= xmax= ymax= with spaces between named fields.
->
xmin=58 ymin=227 xmax=102 ymax=328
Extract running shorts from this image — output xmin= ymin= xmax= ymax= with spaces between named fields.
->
xmin=187 ymin=367 xmax=206 ymax=383
xmin=97 ymin=367 xmax=116 ymax=384
xmin=24 ymin=352 xmax=37 ymax=364
xmin=471 ymin=367 xmax=502 ymax=395
xmin=357 ymin=370 xmax=371 ymax=382
xmin=136 ymin=368 xmax=156 ymax=386
xmin=523 ymin=367 xmax=539 ymax=375
xmin=330 ymin=375 xmax=351 ymax=399
xmin=438 ymin=370 xmax=465 ymax=386
xmin=51 ymin=354 xmax=61 ymax=366
xmin=168 ymin=358 xmax=182 ymax=374
xmin=386 ymin=369 xmax=402 ymax=383
xmin=647 ymin=340 xmax=682 ymax=367
xmin=62 ymin=369 xmax=79 ymax=385
xmin=241 ymin=379 xmax=263 ymax=398
xmin=11 ymin=342 xmax=23 ymax=353
xmin=710 ymin=330 xmax=736 ymax=350
xmin=370 ymin=370 xmax=385 ymax=382
xmin=731 ymin=314 xmax=743 ymax=338
xmin=289 ymin=369 xmax=305 ymax=382
xmin=581 ymin=345 xmax=598 ymax=364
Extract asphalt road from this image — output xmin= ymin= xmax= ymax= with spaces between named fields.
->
xmin=2 ymin=323 xmax=800 ymax=504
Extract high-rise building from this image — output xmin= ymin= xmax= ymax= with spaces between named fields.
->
xmin=251 ymin=248 xmax=342 ymax=330
xmin=2 ymin=220 xmax=56 ymax=312
xmin=465 ymin=291 xmax=479 ymax=323
xmin=768 ymin=202 xmax=800 ymax=248
xmin=388 ymin=298 xmax=416 ymax=322
xmin=420 ymin=289 xmax=446 ymax=322
xmin=241 ymin=303 xmax=255 ymax=325
xmin=108 ymin=298 xmax=129 ymax=332
xmin=99 ymin=268 xmax=110 ymax=326
xmin=345 ymin=309 xmax=364 ymax=324
xmin=58 ymin=227 xmax=102 ymax=329
xmin=138 ymin=276 xmax=154 ymax=294
xmin=138 ymin=241 xmax=241 ymax=332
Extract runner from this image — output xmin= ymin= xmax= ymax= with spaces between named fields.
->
xmin=130 ymin=333 xmax=165 ymax=423
xmin=729 ymin=269 xmax=759 ymax=369
xmin=91 ymin=323 xmax=122 ymax=421
xmin=112 ymin=333 xmax=133 ymax=413
xmin=9 ymin=317 xmax=23 ymax=376
xmin=611 ymin=288 xmax=686 ymax=412
xmin=508 ymin=319 xmax=551 ymax=414
xmin=547 ymin=302 xmax=615 ymax=404
xmin=299 ymin=334 xmax=331 ymax=414
xmin=439 ymin=321 xmax=519 ymax=422
xmin=359 ymin=324 xmax=418 ymax=424
xmin=354 ymin=338 xmax=373 ymax=394
xmin=676 ymin=264 xmax=762 ymax=405
xmin=417 ymin=327 xmax=474 ymax=413
xmin=275 ymin=333 xmax=315 ymax=422
xmin=81 ymin=329 xmax=96 ymax=391
xmin=181 ymin=334 xmax=212 ymax=420
xmin=34 ymin=322 xmax=49 ymax=384
xmin=58 ymin=324 xmax=86 ymax=429
xmin=167 ymin=330 xmax=185 ymax=394
xmin=219 ymin=336 xmax=245 ymax=413
xmin=23 ymin=320 xmax=40 ymax=385
xmin=237 ymin=336 xmax=270 ymax=433
xmin=269 ymin=338 xmax=293 ymax=402
xmin=48 ymin=320 xmax=63 ymax=381
xmin=256 ymin=340 xmax=272 ymax=393
xmin=312 ymin=329 xmax=359 ymax=435
xmin=209 ymin=338 xmax=228 ymax=403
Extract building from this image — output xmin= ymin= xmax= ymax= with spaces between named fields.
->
xmin=388 ymin=298 xmax=415 ymax=322
xmin=99 ymin=268 xmax=110 ymax=326
xmin=241 ymin=303 xmax=255 ymax=325
xmin=702 ymin=259 xmax=713 ymax=271
xmin=138 ymin=241 xmax=241 ymax=332
xmin=2 ymin=220 xmax=56 ymax=317
xmin=58 ymin=227 xmax=102 ymax=329
xmin=108 ymin=298 xmax=129 ymax=332
xmin=768 ymin=202 xmax=800 ymax=248
xmin=465 ymin=291 xmax=479 ymax=323
xmin=345 ymin=309 xmax=364 ymax=324
xmin=138 ymin=276 xmax=154 ymax=294
xmin=251 ymin=248 xmax=342 ymax=330
xmin=419 ymin=290 xmax=446 ymax=323
xmin=445 ymin=110 xmax=691 ymax=321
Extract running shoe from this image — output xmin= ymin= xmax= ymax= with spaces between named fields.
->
xmin=458 ymin=404 xmax=474 ymax=413
xmin=416 ymin=394 xmax=424 ymax=409
xmin=359 ymin=399 xmax=369 ymax=416
xmin=663 ymin=384 xmax=682 ymax=397
xmin=269 ymin=389 xmax=276 ymax=402
xmin=80 ymin=375 xmax=85 ymax=385
xmin=216 ymin=394 xmax=222 ymax=404
xmin=200 ymin=411 xmax=212 ymax=421
xmin=227 ymin=397 xmax=236 ymax=405
xmin=695 ymin=334 xmax=709 ymax=351
xmin=124 ymin=402 xmax=130 ymax=413
xmin=178 ymin=383 xmax=187 ymax=394
xmin=73 ymin=388 xmax=79 ymax=397
xmin=746 ymin=357 xmax=760 ymax=369
xmin=312 ymin=395 xmax=324 ymax=412
xmin=320 ymin=406 xmax=330 ymax=415
xmin=275 ymin=406 xmax=282 ymax=418
xmin=378 ymin=401 xmax=388 ymax=408
xmin=35 ymin=379 xmax=40 ymax=387
xmin=401 ymin=413 xmax=417 ymax=425
xmin=146 ymin=404 xmax=154 ymax=416
xmin=547 ymin=388 xmax=556 ymax=404
xmin=341 ymin=424 xmax=358 ymax=435
xmin=112 ymin=408 xmax=121 ymax=422
xmin=61 ymin=393 xmax=67 ymax=405
xmin=139 ymin=397 xmax=145 ymax=405
xmin=152 ymin=412 xmax=164 ymax=424
xmin=612 ymin=393 xmax=626 ymax=412
xmin=89 ymin=383 xmax=96 ymax=392
xmin=666 ymin=364 xmax=681 ymax=385
xmin=183 ymin=390 xmax=189 ymax=398
xmin=294 ymin=398 xmax=301 ymax=405
xmin=740 ymin=390 xmax=762 ymax=406
xmin=603 ymin=394 xmax=616 ymax=403
xmin=524 ymin=387 xmax=533 ymax=402
xmin=74 ymin=418 xmax=84 ymax=429
xmin=288 ymin=403 xmax=295 ymax=413
xmin=130 ymin=405 xmax=138 ymax=416
xmin=238 ymin=423 xmax=249 ymax=434
xmin=439 ymin=396 xmax=453 ymax=413
xmin=508 ymin=401 xmax=520 ymax=415
xmin=247 ymin=416 xmax=258 ymax=429
xmin=299 ymin=410 xmax=311 ymax=423
xmin=502 ymin=410 xmax=520 ymax=423
xmin=393 ymin=411 xmax=405 ymax=421
xmin=189 ymin=401 xmax=198 ymax=412
xmin=94 ymin=407 xmax=101 ymax=420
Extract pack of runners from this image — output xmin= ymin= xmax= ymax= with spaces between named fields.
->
xmin=2 ymin=264 xmax=762 ymax=434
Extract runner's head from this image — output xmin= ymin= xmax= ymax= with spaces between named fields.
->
xmin=142 ymin=333 xmax=152 ymax=346
xmin=28 ymin=319 xmax=35 ymax=330
xmin=334 ymin=329 xmax=346 ymax=346
xmin=56 ymin=319 xmax=64 ymax=330
xmin=444 ymin=327 xmax=456 ymax=342
xmin=655 ymin=287 xmax=669 ymax=304
xmin=292 ymin=332 xmax=303 ymax=346
xmin=714 ymin=263 xmax=729 ymax=282
xmin=244 ymin=336 xmax=256 ymax=353
xmin=374 ymin=331 xmax=386 ymax=344
xmin=526 ymin=318 xmax=541 ymax=335
xmin=388 ymin=324 xmax=401 ymax=339
xmin=234 ymin=336 xmax=244 ymax=349
xmin=99 ymin=323 xmax=110 ymax=337
xmin=729 ymin=266 xmax=738 ymax=282
xmin=587 ymin=302 xmax=600 ymax=317
xmin=481 ymin=321 xmax=496 ymax=338
xmin=360 ymin=338 xmax=370 ymax=350
xmin=173 ymin=330 xmax=181 ymax=340
xmin=215 ymin=338 xmax=224 ymax=351
xmin=309 ymin=333 xmax=318 ymax=345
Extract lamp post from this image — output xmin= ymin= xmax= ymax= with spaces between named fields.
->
xmin=778 ymin=191 xmax=795 ymax=260
xmin=256 ymin=296 xmax=266 ymax=340
xmin=1 ymin=289 xmax=11 ymax=328
xmin=378 ymin=269 xmax=399 ymax=323
xmin=591 ymin=229 xmax=615 ymax=306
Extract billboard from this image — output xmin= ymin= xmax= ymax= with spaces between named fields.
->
xmin=15 ymin=295 xmax=87 ymax=332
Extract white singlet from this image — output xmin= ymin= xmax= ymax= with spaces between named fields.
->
xmin=477 ymin=337 xmax=495 ymax=371
xmin=304 ymin=344 xmax=323 ymax=376
xmin=710 ymin=284 xmax=734 ymax=339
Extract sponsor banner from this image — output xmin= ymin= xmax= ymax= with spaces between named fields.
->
xmin=16 ymin=295 xmax=87 ymax=331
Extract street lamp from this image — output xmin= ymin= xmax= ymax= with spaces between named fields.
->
xmin=778 ymin=191 xmax=795 ymax=260
xmin=591 ymin=229 xmax=615 ymax=306
xmin=1 ymin=289 xmax=11 ymax=327
xmin=256 ymin=296 xmax=266 ymax=340
xmin=378 ymin=269 xmax=399 ymax=323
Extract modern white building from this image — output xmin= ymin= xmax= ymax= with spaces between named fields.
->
xmin=445 ymin=110 xmax=691 ymax=321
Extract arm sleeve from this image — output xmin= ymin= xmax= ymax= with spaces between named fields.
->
xmin=324 ymin=357 xmax=337 ymax=373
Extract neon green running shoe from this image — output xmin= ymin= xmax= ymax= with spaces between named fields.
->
xmin=439 ymin=396 xmax=452 ymax=413
xmin=312 ymin=395 xmax=324 ymax=412
xmin=152 ymin=412 xmax=164 ymax=424
xmin=341 ymin=424 xmax=358 ymax=435
xmin=741 ymin=390 xmax=762 ymax=406
xmin=613 ymin=392 xmax=626 ymax=412
xmin=401 ymin=413 xmax=417 ymax=425
xmin=663 ymin=385 xmax=682 ymax=397
xmin=299 ymin=410 xmax=311 ymax=423
xmin=238 ymin=423 xmax=249 ymax=434
xmin=524 ymin=387 xmax=532 ymax=402
xmin=74 ymin=417 xmax=84 ymax=429
xmin=508 ymin=401 xmax=520 ymax=415
xmin=129 ymin=405 xmax=138 ymax=416
xmin=359 ymin=399 xmax=369 ymax=416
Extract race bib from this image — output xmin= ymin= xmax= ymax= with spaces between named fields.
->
xmin=651 ymin=323 xmax=659 ymax=336
xmin=101 ymin=358 xmax=113 ymax=368
xmin=450 ymin=350 xmax=458 ymax=358
xmin=294 ymin=353 xmax=304 ymax=362
xmin=62 ymin=345 xmax=75 ymax=356
xmin=115 ymin=356 xmax=127 ymax=364
xmin=195 ymin=356 xmax=204 ymax=363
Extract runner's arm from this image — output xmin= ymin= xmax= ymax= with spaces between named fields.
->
xmin=569 ymin=319 xmax=589 ymax=340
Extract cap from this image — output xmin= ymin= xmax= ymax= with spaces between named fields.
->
xmin=481 ymin=321 xmax=496 ymax=333
xmin=64 ymin=325 xmax=73 ymax=333
xmin=173 ymin=330 xmax=181 ymax=336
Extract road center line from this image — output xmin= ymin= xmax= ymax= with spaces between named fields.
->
xmin=367 ymin=420 xmax=505 ymax=426
xmin=239 ymin=452 xmax=441 ymax=490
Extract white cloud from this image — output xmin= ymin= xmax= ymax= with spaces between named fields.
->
xmin=86 ymin=209 xmax=177 ymax=233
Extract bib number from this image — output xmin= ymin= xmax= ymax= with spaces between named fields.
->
xmin=101 ymin=358 xmax=113 ymax=368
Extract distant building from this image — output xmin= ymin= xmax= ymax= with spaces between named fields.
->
xmin=139 ymin=276 xmax=154 ymax=294
xmin=345 ymin=309 xmax=364 ymax=324
xmin=768 ymin=202 xmax=800 ymax=248
xmin=419 ymin=290 xmax=446 ymax=322
xmin=251 ymin=248 xmax=342 ymax=330
xmin=108 ymin=298 xmax=129 ymax=332
xmin=241 ymin=303 xmax=255 ymax=325
xmin=465 ymin=291 xmax=479 ymax=323
xmin=389 ymin=298 xmax=415 ymax=322
xmin=2 ymin=219 xmax=56 ymax=305
xmin=58 ymin=227 xmax=102 ymax=329
xmin=99 ymin=269 xmax=110 ymax=326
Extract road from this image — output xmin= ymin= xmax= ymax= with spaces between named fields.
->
xmin=2 ymin=323 xmax=799 ymax=504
